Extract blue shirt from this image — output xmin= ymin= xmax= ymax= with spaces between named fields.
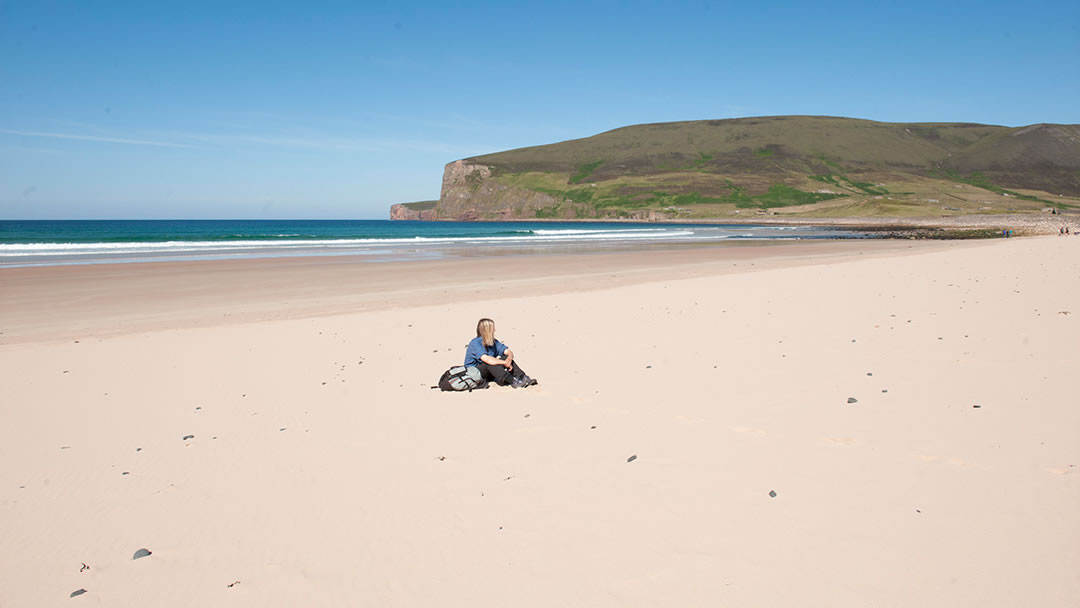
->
xmin=464 ymin=336 xmax=508 ymax=366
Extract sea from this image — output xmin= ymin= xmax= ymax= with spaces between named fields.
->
xmin=0 ymin=220 xmax=866 ymax=268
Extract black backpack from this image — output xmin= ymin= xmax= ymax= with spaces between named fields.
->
xmin=437 ymin=366 xmax=488 ymax=392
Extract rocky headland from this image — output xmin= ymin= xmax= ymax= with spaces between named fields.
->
xmin=390 ymin=116 xmax=1080 ymax=230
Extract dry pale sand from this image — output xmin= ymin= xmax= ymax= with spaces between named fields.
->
xmin=1 ymin=237 xmax=1078 ymax=606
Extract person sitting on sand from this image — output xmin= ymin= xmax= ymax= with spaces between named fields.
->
xmin=465 ymin=318 xmax=537 ymax=388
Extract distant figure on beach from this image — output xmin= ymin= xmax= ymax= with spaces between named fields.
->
xmin=465 ymin=318 xmax=537 ymax=388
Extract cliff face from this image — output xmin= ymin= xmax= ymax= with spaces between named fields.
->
xmin=437 ymin=160 xmax=565 ymax=220
xmin=389 ymin=204 xmax=436 ymax=220
xmin=388 ymin=200 xmax=438 ymax=220
xmin=433 ymin=160 xmax=671 ymax=220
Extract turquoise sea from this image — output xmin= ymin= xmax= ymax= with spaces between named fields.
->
xmin=0 ymin=220 xmax=865 ymax=267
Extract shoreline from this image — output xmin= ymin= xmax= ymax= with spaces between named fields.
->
xmin=4 ymin=215 xmax=1072 ymax=270
xmin=395 ymin=212 xmax=1077 ymax=237
xmin=0 ymin=220 xmax=863 ymax=270
xmin=0 ymin=238 xmax=965 ymax=344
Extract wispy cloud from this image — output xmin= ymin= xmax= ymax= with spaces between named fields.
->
xmin=2 ymin=124 xmax=493 ymax=157
xmin=0 ymin=129 xmax=193 ymax=148
xmin=209 ymin=108 xmax=499 ymax=134
xmin=159 ymin=129 xmax=490 ymax=156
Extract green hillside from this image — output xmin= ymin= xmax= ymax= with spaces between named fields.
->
xmin=449 ymin=116 xmax=1079 ymax=220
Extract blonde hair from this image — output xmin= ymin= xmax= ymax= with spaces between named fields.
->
xmin=476 ymin=318 xmax=496 ymax=347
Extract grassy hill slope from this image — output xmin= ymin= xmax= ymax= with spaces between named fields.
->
xmin=443 ymin=116 xmax=1079 ymax=220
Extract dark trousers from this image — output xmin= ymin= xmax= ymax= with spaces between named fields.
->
xmin=477 ymin=360 xmax=527 ymax=386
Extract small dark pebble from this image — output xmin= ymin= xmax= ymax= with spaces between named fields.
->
xmin=645 ymin=365 xmax=652 ymax=369
xmin=915 ymin=509 xmax=922 ymax=513
xmin=590 ymin=425 xmax=596 ymax=429
xmin=847 ymin=397 xmax=858 ymax=404
xmin=182 ymin=435 xmax=194 ymax=441
xmin=972 ymin=405 xmax=981 ymax=409
xmin=866 ymin=372 xmax=872 ymax=376
xmin=769 ymin=490 xmax=777 ymax=498
xmin=70 ymin=588 xmax=87 ymax=598
xmin=136 ymin=447 xmax=142 ymax=452
xmin=882 ymin=389 xmax=888 ymax=393
xmin=627 ymin=455 xmax=637 ymax=463
xmin=121 ymin=472 xmax=129 ymax=476
xmin=280 ymin=427 xmax=287 ymax=431
xmin=132 ymin=548 xmax=152 ymax=560
xmin=63 ymin=370 xmax=69 ymax=374
xmin=436 ymin=456 xmax=445 ymax=461
xmin=523 ymin=413 xmax=530 ymax=418
xmin=227 ymin=581 xmax=240 ymax=588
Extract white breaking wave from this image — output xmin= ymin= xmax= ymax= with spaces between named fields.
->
xmin=530 ymin=228 xmax=667 ymax=235
xmin=0 ymin=229 xmax=700 ymax=257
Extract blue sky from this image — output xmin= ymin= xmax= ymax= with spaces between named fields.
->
xmin=2 ymin=0 xmax=1078 ymax=219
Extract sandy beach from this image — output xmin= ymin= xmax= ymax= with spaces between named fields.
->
xmin=1 ymin=236 xmax=1077 ymax=606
